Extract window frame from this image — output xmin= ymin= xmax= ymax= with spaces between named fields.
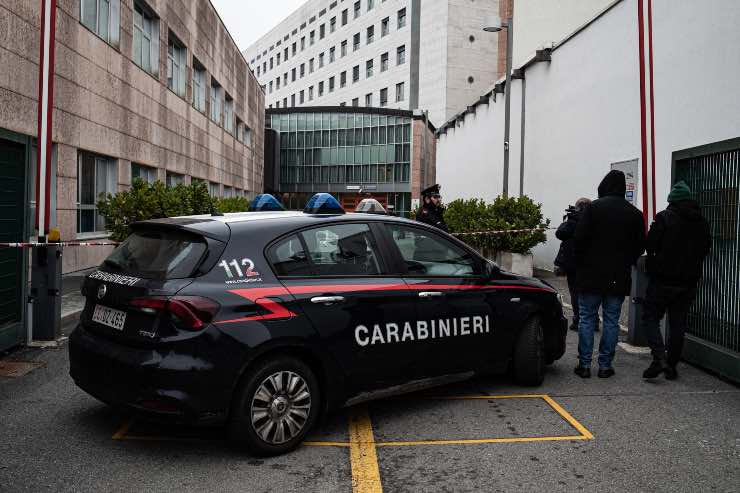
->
xmin=80 ymin=0 xmax=121 ymax=47
xmin=166 ymin=31 xmax=186 ymax=98
xmin=192 ymin=58 xmax=206 ymax=112
xmin=132 ymin=0 xmax=159 ymax=77
xmin=77 ymin=151 xmax=118 ymax=237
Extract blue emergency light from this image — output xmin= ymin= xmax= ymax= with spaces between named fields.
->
xmin=250 ymin=194 xmax=285 ymax=211
xmin=304 ymin=193 xmax=345 ymax=214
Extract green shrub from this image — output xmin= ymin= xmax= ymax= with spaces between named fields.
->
xmin=444 ymin=196 xmax=550 ymax=254
xmin=97 ymin=179 xmax=250 ymax=241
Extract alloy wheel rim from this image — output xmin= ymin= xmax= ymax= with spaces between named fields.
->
xmin=250 ymin=371 xmax=311 ymax=445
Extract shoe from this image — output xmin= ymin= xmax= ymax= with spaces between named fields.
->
xmin=643 ymin=359 xmax=668 ymax=379
xmin=573 ymin=366 xmax=591 ymax=378
xmin=597 ymin=368 xmax=615 ymax=378
xmin=569 ymin=323 xmax=578 ymax=332
xmin=664 ymin=366 xmax=678 ymax=380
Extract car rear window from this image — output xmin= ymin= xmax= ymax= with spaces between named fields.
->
xmin=103 ymin=229 xmax=207 ymax=280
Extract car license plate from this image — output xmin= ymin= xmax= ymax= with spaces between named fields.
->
xmin=92 ymin=305 xmax=127 ymax=331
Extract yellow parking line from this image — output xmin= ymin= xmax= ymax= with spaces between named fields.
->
xmin=303 ymin=440 xmax=351 ymax=447
xmin=375 ymin=435 xmax=591 ymax=447
xmin=348 ymin=404 xmax=383 ymax=493
xmin=542 ymin=395 xmax=594 ymax=439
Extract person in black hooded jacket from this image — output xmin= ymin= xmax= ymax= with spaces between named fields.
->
xmin=573 ymin=170 xmax=646 ymax=379
xmin=641 ymin=181 xmax=711 ymax=380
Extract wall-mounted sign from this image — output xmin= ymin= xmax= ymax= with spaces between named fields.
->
xmin=611 ymin=159 xmax=639 ymax=206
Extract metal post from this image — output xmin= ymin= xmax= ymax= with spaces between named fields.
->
xmin=502 ymin=18 xmax=513 ymax=198
xmin=519 ymin=77 xmax=526 ymax=197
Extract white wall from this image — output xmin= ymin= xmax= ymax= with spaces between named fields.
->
xmin=437 ymin=0 xmax=740 ymax=271
xmin=512 ymin=0 xmax=615 ymax=67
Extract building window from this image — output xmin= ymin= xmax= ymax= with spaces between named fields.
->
xmin=309 ymin=58 xmax=315 ymax=73
xmin=300 ymin=63 xmax=305 ymax=77
xmin=397 ymin=45 xmax=406 ymax=65
xmin=353 ymin=33 xmax=360 ymax=51
xmin=269 ymin=57 xmax=273 ymax=70
xmin=167 ymin=33 xmax=186 ymax=97
xmin=276 ymin=76 xmax=281 ymax=90
xmin=329 ymin=76 xmax=335 ymax=92
xmin=397 ymin=8 xmax=406 ymax=29
xmin=342 ymin=9 xmax=348 ymax=26
xmin=352 ymin=65 xmax=360 ymax=82
xmin=131 ymin=163 xmax=156 ymax=184
xmin=291 ymin=93 xmax=296 ymax=107
xmin=339 ymin=102 xmax=346 ymax=107
xmin=192 ymin=58 xmax=206 ymax=112
xmin=367 ymin=25 xmax=374 ymax=44
xmin=78 ymin=151 xmax=117 ymax=235
xmin=396 ymin=82 xmax=405 ymax=102
xmin=224 ymin=94 xmax=234 ymax=133
xmin=262 ymin=61 xmax=266 ymax=73
xmin=319 ymin=52 xmax=325 ymax=68
xmin=380 ymin=87 xmax=388 ymax=107
xmin=366 ymin=59 xmax=373 ymax=78
xmin=257 ymin=66 xmax=260 ymax=76
xmin=210 ymin=79 xmax=221 ymax=123
xmin=318 ymin=81 xmax=324 ymax=97
xmin=354 ymin=1 xmax=361 ymax=19
xmin=340 ymin=71 xmax=347 ymax=88
xmin=269 ymin=80 xmax=273 ymax=94
xmin=365 ymin=93 xmax=372 ymax=106
xmin=133 ymin=1 xmax=159 ymax=77
xmin=223 ymin=186 xmax=234 ymax=198
xmin=310 ymin=30 xmax=315 ymax=45
xmin=329 ymin=46 xmax=336 ymax=63
xmin=330 ymin=16 xmax=336 ymax=33
xmin=367 ymin=0 xmax=374 ymax=10
xmin=309 ymin=86 xmax=314 ymax=101
xmin=341 ymin=40 xmax=348 ymax=57
xmin=209 ymin=182 xmax=220 ymax=196
xmin=320 ymin=23 xmax=325 ymax=39
xmin=284 ymin=47 xmax=288 ymax=60
xmin=380 ymin=52 xmax=389 ymax=72
xmin=381 ymin=16 xmax=389 ymax=37
xmin=276 ymin=53 xmax=281 ymax=65
xmin=80 ymin=0 xmax=120 ymax=47
xmin=283 ymin=97 xmax=287 ymax=107
xmin=283 ymin=73 xmax=288 ymax=86
xmin=237 ymin=119 xmax=252 ymax=146
xmin=292 ymin=67 xmax=296 ymax=81
xmin=352 ymin=98 xmax=359 ymax=107
xmin=166 ymin=172 xmax=184 ymax=187
xmin=300 ymin=90 xmax=305 ymax=104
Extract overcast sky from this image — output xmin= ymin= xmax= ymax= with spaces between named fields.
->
xmin=212 ymin=0 xmax=307 ymax=51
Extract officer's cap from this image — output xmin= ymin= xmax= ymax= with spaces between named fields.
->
xmin=421 ymin=184 xmax=441 ymax=197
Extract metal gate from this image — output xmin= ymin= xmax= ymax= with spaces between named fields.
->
xmin=673 ymin=139 xmax=740 ymax=382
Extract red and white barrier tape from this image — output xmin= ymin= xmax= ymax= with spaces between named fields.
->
xmin=0 ymin=241 xmax=119 ymax=248
xmin=451 ymin=227 xmax=550 ymax=237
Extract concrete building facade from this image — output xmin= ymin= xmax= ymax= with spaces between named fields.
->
xmin=264 ymin=106 xmax=436 ymax=217
xmin=435 ymin=0 xmax=740 ymax=380
xmin=0 ymin=0 xmax=264 ymax=350
xmin=244 ymin=0 xmax=499 ymax=128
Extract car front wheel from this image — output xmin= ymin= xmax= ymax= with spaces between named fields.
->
xmin=230 ymin=356 xmax=320 ymax=456
xmin=513 ymin=317 xmax=545 ymax=386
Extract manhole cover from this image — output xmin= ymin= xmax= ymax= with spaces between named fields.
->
xmin=0 ymin=361 xmax=43 ymax=377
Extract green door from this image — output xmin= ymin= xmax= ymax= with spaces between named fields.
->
xmin=0 ymin=137 xmax=26 ymax=351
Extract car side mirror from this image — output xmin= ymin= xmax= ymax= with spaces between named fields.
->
xmin=484 ymin=261 xmax=500 ymax=280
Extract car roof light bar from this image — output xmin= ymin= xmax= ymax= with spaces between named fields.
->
xmin=304 ymin=193 xmax=345 ymax=214
xmin=250 ymin=194 xmax=285 ymax=211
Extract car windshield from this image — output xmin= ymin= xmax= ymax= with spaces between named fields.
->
xmin=103 ymin=229 xmax=207 ymax=280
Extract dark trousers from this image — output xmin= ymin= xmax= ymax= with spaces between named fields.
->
xmin=641 ymin=279 xmax=697 ymax=367
xmin=566 ymin=271 xmax=579 ymax=327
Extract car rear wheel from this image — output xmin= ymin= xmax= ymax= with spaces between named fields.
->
xmin=230 ymin=356 xmax=320 ymax=456
xmin=513 ymin=317 xmax=545 ymax=386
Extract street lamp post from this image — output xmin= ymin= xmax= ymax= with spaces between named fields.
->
xmin=484 ymin=16 xmax=513 ymax=198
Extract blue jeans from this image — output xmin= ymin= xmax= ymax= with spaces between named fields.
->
xmin=577 ymin=294 xmax=624 ymax=369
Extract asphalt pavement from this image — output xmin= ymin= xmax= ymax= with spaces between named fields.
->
xmin=1 ymin=278 xmax=738 ymax=492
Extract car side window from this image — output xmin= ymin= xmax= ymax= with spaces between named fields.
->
xmin=268 ymin=235 xmax=312 ymax=276
xmin=300 ymin=223 xmax=383 ymax=276
xmin=387 ymin=224 xmax=479 ymax=277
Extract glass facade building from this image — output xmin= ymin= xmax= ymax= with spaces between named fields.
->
xmin=266 ymin=107 xmax=426 ymax=217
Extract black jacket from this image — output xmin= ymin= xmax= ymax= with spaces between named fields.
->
xmin=554 ymin=208 xmax=582 ymax=273
xmin=646 ymin=200 xmax=711 ymax=287
xmin=416 ymin=204 xmax=448 ymax=232
xmin=574 ymin=171 xmax=646 ymax=295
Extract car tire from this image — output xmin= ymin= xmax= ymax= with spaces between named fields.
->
xmin=230 ymin=356 xmax=321 ymax=456
xmin=513 ymin=317 xmax=545 ymax=386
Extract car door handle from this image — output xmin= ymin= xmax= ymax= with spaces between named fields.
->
xmin=418 ymin=291 xmax=444 ymax=298
xmin=310 ymin=296 xmax=346 ymax=305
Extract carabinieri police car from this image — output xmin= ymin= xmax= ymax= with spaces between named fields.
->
xmin=69 ymin=194 xmax=567 ymax=456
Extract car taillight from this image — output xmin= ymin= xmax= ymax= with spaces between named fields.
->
xmin=130 ymin=296 xmax=220 ymax=331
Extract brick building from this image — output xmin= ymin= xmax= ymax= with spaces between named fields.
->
xmin=0 ymin=0 xmax=264 ymax=274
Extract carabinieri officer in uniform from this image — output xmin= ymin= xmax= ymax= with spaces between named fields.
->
xmin=415 ymin=184 xmax=449 ymax=232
